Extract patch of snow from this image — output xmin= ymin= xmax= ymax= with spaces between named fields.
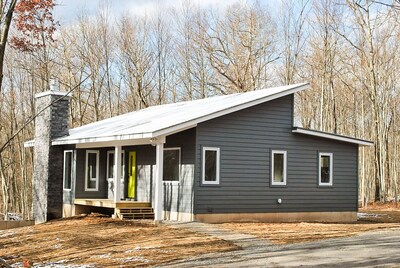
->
xmin=7 ymin=213 xmax=23 ymax=221
xmin=125 ymin=246 xmax=154 ymax=253
xmin=116 ymin=256 xmax=151 ymax=263
xmin=357 ymin=212 xmax=384 ymax=219
xmin=53 ymin=243 xmax=62 ymax=249
xmin=0 ymin=231 xmax=15 ymax=238
xmin=12 ymin=261 xmax=94 ymax=268
xmin=90 ymin=253 xmax=111 ymax=259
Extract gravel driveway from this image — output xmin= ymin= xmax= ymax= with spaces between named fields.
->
xmin=162 ymin=222 xmax=400 ymax=267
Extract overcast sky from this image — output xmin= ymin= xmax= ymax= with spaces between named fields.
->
xmin=53 ymin=0 xmax=248 ymax=24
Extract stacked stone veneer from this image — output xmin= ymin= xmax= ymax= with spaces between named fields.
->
xmin=33 ymin=91 xmax=70 ymax=223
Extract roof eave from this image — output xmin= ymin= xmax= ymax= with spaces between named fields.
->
xmin=51 ymin=132 xmax=154 ymax=146
xmin=292 ymin=127 xmax=374 ymax=146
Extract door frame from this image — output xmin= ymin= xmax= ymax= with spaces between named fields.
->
xmin=128 ymin=151 xmax=137 ymax=200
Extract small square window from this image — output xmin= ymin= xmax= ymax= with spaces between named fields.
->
xmin=202 ymin=147 xmax=220 ymax=185
xmin=319 ymin=153 xmax=333 ymax=186
xmin=271 ymin=150 xmax=287 ymax=186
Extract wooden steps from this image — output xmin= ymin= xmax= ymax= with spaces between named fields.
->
xmin=116 ymin=207 xmax=155 ymax=220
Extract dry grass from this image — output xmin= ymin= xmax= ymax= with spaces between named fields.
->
xmin=220 ymin=221 xmax=400 ymax=244
xmin=220 ymin=206 xmax=400 ymax=245
xmin=0 ymin=214 xmax=237 ymax=267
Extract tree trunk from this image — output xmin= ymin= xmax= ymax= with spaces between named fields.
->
xmin=0 ymin=0 xmax=17 ymax=93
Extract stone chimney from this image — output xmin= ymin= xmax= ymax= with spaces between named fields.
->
xmin=33 ymin=81 xmax=70 ymax=223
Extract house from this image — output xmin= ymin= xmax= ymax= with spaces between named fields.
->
xmin=25 ymin=83 xmax=373 ymax=224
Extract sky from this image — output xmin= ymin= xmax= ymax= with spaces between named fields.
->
xmin=53 ymin=0 xmax=250 ymax=25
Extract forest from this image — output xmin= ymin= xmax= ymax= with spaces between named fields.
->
xmin=0 ymin=0 xmax=399 ymax=219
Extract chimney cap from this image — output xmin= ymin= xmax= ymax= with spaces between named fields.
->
xmin=35 ymin=90 xmax=71 ymax=99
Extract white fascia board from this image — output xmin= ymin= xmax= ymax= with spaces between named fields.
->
xmin=292 ymin=128 xmax=374 ymax=146
xmin=52 ymin=132 xmax=153 ymax=146
xmin=153 ymin=83 xmax=309 ymax=138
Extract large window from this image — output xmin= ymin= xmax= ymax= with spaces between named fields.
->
xmin=319 ymin=152 xmax=333 ymax=186
xmin=163 ymin=148 xmax=180 ymax=182
xmin=107 ymin=151 xmax=125 ymax=180
xmin=202 ymin=147 xmax=220 ymax=185
xmin=271 ymin=150 xmax=287 ymax=186
xmin=85 ymin=150 xmax=99 ymax=191
xmin=63 ymin=150 xmax=73 ymax=190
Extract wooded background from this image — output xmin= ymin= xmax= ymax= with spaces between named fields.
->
xmin=0 ymin=0 xmax=399 ymax=219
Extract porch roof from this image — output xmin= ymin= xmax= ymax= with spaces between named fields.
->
xmin=49 ymin=83 xmax=309 ymax=146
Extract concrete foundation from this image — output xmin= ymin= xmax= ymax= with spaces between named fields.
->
xmin=194 ymin=211 xmax=357 ymax=223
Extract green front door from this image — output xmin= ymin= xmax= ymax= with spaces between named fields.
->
xmin=128 ymin=151 xmax=136 ymax=199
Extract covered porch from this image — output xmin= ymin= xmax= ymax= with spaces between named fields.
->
xmin=61 ymin=136 xmax=167 ymax=222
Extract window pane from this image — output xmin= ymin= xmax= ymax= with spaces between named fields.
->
xmin=320 ymin=155 xmax=331 ymax=183
xmin=87 ymin=152 xmax=97 ymax=189
xmin=273 ymin=153 xmax=284 ymax=182
xmin=205 ymin=150 xmax=217 ymax=182
xmin=108 ymin=152 xmax=114 ymax=178
xmin=163 ymin=150 xmax=179 ymax=181
xmin=64 ymin=152 xmax=72 ymax=190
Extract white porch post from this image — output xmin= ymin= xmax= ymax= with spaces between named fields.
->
xmin=114 ymin=145 xmax=122 ymax=203
xmin=154 ymin=141 xmax=164 ymax=222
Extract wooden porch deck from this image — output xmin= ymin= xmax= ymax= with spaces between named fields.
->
xmin=74 ymin=199 xmax=154 ymax=220
xmin=74 ymin=199 xmax=151 ymax=209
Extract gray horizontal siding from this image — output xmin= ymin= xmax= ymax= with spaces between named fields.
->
xmin=75 ymin=148 xmax=108 ymax=199
xmin=194 ymin=94 xmax=358 ymax=214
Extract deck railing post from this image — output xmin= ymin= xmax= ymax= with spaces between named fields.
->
xmin=114 ymin=145 xmax=122 ymax=203
xmin=154 ymin=141 xmax=164 ymax=222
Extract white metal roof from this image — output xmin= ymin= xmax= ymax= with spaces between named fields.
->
xmin=292 ymin=127 xmax=373 ymax=146
xmin=51 ymin=83 xmax=309 ymax=145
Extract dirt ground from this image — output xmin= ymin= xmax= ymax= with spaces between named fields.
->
xmin=1 ymin=204 xmax=399 ymax=267
xmin=220 ymin=203 xmax=400 ymax=245
xmin=0 ymin=214 xmax=237 ymax=267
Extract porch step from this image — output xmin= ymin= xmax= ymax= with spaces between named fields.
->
xmin=116 ymin=207 xmax=155 ymax=220
xmin=118 ymin=212 xmax=155 ymax=220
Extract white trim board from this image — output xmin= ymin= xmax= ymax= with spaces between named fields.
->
xmin=292 ymin=127 xmax=373 ymax=146
xmin=35 ymin=90 xmax=71 ymax=98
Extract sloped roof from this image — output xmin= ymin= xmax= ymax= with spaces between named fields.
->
xmin=52 ymin=83 xmax=309 ymax=145
xmin=292 ymin=127 xmax=373 ymax=146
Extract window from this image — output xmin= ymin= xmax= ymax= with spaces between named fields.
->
xmin=163 ymin=148 xmax=180 ymax=182
xmin=107 ymin=151 xmax=125 ymax=180
xmin=271 ymin=150 xmax=287 ymax=186
xmin=319 ymin=152 xmax=333 ymax=186
xmin=202 ymin=147 xmax=220 ymax=185
xmin=63 ymin=150 xmax=73 ymax=190
xmin=85 ymin=150 xmax=99 ymax=191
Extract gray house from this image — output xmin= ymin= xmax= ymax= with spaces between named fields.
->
xmin=26 ymin=83 xmax=372 ymax=224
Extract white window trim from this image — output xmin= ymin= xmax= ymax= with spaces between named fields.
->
xmin=85 ymin=150 xmax=100 ymax=191
xmin=163 ymin=147 xmax=181 ymax=184
xmin=63 ymin=150 xmax=73 ymax=191
xmin=106 ymin=150 xmax=125 ymax=181
xmin=202 ymin=147 xmax=220 ymax=185
xmin=319 ymin=152 xmax=333 ymax=186
xmin=271 ymin=150 xmax=287 ymax=186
